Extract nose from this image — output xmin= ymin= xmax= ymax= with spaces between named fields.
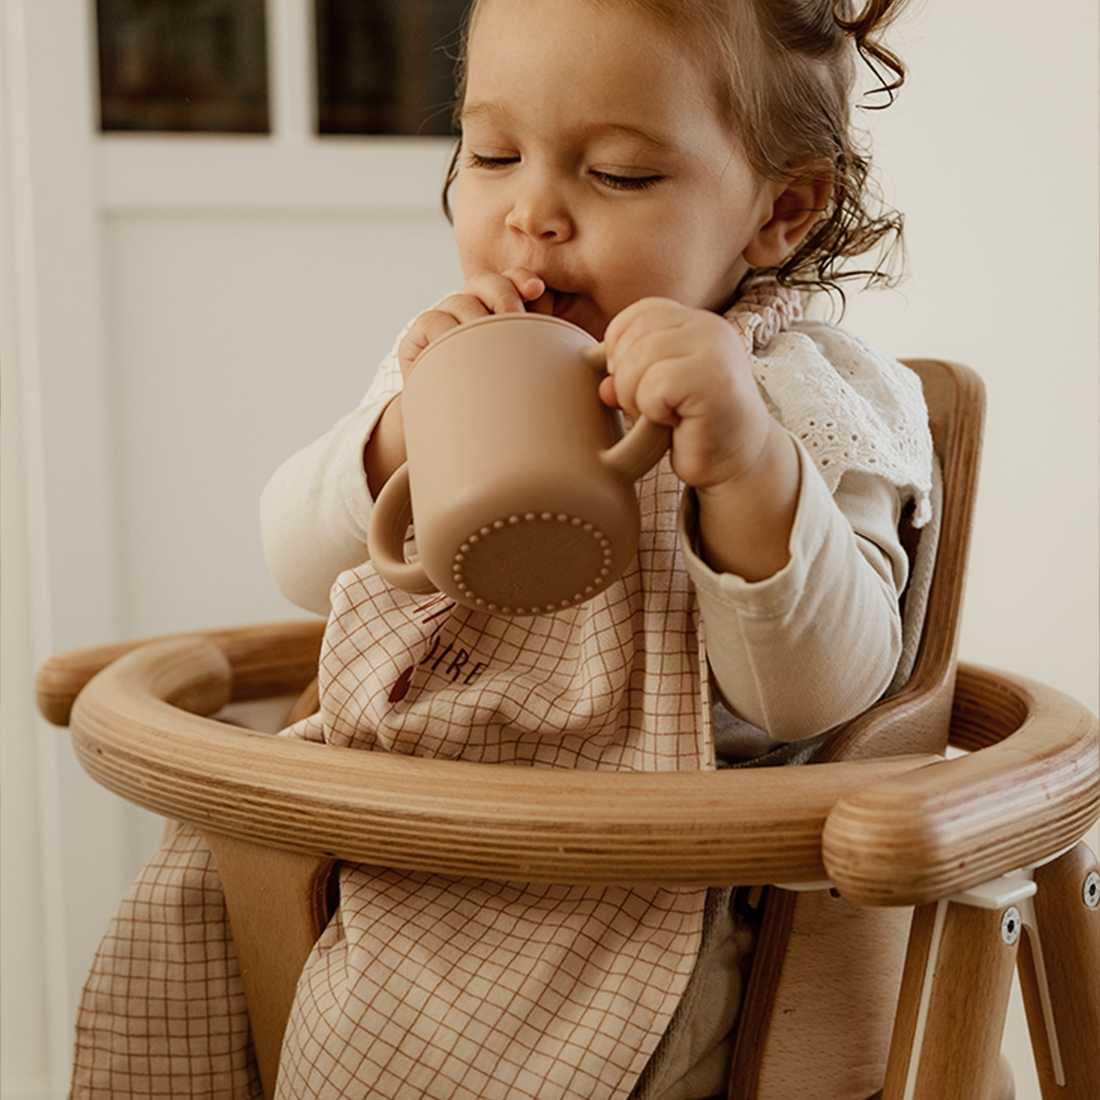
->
xmin=505 ymin=172 xmax=573 ymax=242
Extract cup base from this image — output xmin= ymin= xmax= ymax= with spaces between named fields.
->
xmin=451 ymin=512 xmax=616 ymax=616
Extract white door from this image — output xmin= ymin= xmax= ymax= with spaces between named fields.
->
xmin=3 ymin=1 xmax=462 ymax=1091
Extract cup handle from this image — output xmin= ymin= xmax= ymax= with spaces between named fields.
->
xmin=583 ymin=343 xmax=672 ymax=482
xmin=601 ymin=416 xmax=672 ymax=483
xmin=366 ymin=462 xmax=439 ymax=594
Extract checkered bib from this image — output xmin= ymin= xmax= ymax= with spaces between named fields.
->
xmin=274 ymin=454 xmax=711 ymax=1100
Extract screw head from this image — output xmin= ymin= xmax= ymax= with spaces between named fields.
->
xmin=1084 ymin=871 xmax=1100 ymax=910
xmin=1001 ymin=906 xmax=1022 ymax=946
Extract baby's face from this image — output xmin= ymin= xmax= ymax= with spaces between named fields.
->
xmin=452 ymin=0 xmax=776 ymax=339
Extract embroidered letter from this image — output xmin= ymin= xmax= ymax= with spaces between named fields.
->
xmin=445 ymin=648 xmax=471 ymax=681
xmin=418 ymin=634 xmax=443 ymax=667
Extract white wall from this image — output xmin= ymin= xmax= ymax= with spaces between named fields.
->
xmin=840 ymin=2 xmax=1100 ymax=717
xmin=2 ymin=1 xmax=1097 ymax=1098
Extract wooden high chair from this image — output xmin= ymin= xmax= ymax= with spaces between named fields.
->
xmin=37 ymin=361 xmax=1099 ymax=1100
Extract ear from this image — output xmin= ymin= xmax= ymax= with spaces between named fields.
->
xmin=743 ymin=173 xmax=833 ymax=269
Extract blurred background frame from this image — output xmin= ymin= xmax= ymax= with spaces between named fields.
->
xmin=94 ymin=0 xmax=466 ymax=135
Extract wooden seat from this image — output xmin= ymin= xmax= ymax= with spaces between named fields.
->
xmin=36 ymin=361 xmax=1100 ymax=1100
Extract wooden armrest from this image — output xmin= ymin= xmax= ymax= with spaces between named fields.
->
xmin=823 ymin=663 xmax=1099 ymax=906
xmin=64 ymin=635 xmax=939 ymax=888
xmin=35 ymin=620 xmax=325 ymax=727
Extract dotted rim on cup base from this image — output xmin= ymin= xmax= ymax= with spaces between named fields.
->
xmin=452 ymin=512 xmax=614 ymax=615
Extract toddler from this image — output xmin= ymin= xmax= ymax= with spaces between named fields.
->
xmin=71 ymin=2 xmax=934 ymax=1099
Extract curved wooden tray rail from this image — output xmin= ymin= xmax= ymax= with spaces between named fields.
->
xmin=39 ymin=627 xmax=1098 ymax=895
xmin=825 ymin=664 xmax=1099 ymax=906
xmin=39 ymin=629 xmax=1098 ymax=1100
xmin=34 ymin=620 xmax=327 ymax=729
xmin=56 ymin=633 xmax=939 ymax=888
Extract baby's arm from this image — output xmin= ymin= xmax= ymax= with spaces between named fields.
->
xmin=260 ymin=353 xmax=402 ymax=615
xmin=687 ymin=459 xmax=908 ymax=741
xmin=603 ymin=297 xmax=914 ymax=740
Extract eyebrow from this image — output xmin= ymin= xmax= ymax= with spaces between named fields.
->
xmin=459 ymin=101 xmax=672 ymax=149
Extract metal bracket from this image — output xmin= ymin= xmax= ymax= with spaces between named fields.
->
xmin=1010 ymin=865 xmax=1072 ymax=1088
xmin=902 ymin=874 xmax=1038 ymax=1100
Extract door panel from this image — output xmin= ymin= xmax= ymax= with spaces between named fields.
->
xmin=4 ymin=0 xmax=462 ymax=1081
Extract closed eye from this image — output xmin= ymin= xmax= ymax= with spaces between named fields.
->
xmin=466 ymin=151 xmax=519 ymax=170
xmin=465 ymin=151 xmax=662 ymax=191
xmin=590 ymin=170 xmax=663 ymax=192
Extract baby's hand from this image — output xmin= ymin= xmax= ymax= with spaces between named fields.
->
xmin=600 ymin=298 xmax=773 ymax=490
xmin=602 ymin=298 xmax=800 ymax=580
xmin=398 ymin=269 xmax=547 ymax=374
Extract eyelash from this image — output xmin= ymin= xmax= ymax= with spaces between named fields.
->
xmin=466 ymin=152 xmax=517 ymax=170
xmin=591 ymin=171 xmax=662 ymax=192
xmin=465 ymin=152 xmax=662 ymax=192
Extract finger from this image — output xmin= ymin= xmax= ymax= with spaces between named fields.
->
xmin=598 ymin=373 xmax=619 ymax=409
xmin=603 ymin=301 xmax=688 ymax=389
xmin=607 ymin=330 xmax=693 ymax=422
xmin=398 ymin=309 xmax=463 ymax=372
xmin=630 ymin=354 xmax=693 ymax=426
xmin=462 ymin=270 xmax=545 ymax=315
xmin=603 ymin=297 xmax=686 ymax=357
xmin=436 ymin=292 xmax=498 ymax=325
xmin=500 ymin=268 xmax=547 ymax=305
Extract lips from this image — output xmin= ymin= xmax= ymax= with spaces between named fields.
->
xmin=526 ymin=286 xmax=579 ymax=321
xmin=522 ymin=280 xmax=604 ymax=337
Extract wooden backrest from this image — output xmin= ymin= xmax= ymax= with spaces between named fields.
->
xmin=814 ymin=359 xmax=986 ymax=764
xmin=727 ymin=359 xmax=986 ymax=1100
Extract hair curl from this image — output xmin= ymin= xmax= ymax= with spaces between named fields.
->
xmin=443 ymin=0 xmax=912 ymax=302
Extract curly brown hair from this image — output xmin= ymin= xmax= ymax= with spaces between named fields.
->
xmin=443 ymin=0 xmax=911 ymax=301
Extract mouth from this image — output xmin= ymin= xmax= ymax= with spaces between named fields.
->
xmin=524 ymin=282 xmax=606 ymax=338
xmin=526 ymin=287 xmax=579 ymax=321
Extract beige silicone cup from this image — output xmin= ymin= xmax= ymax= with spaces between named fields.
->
xmin=367 ymin=313 xmax=670 ymax=616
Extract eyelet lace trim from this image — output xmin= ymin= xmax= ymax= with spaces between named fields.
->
xmin=725 ymin=278 xmax=934 ymax=526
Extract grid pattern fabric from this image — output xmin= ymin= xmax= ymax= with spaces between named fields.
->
xmin=311 ymin=453 xmax=710 ymax=773
xmin=277 ymin=871 xmax=705 ymax=1099
xmin=276 ymin=453 xmax=712 ymax=1098
xmin=70 ymin=824 xmax=263 ymax=1099
xmin=68 ymin=455 xmax=713 ymax=1100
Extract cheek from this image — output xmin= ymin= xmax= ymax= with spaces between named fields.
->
xmin=452 ymin=224 xmax=478 ymax=279
xmin=452 ymin=179 xmax=499 ymax=275
xmin=612 ymin=223 xmax=702 ymax=298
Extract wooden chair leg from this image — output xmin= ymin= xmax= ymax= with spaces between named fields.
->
xmin=727 ymin=887 xmax=911 ymax=1100
xmin=203 ymin=830 xmax=335 ymax=1100
xmin=882 ymin=882 xmax=1030 ymax=1100
xmin=1016 ymin=842 xmax=1100 ymax=1100
xmin=868 ymin=1057 xmax=1014 ymax=1100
